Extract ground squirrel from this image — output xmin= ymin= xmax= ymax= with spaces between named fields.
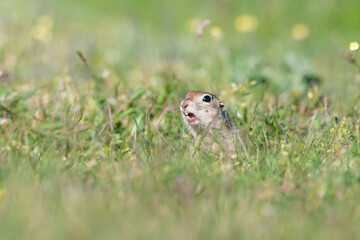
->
xmin=180 ymin=91 xmax=245 ymax=159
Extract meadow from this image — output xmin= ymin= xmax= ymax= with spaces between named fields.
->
xmin=1 ymin=0 xmax=360 ymax=239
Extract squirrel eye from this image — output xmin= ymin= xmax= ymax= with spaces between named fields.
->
xmin=202 ymin=95 xmax=212 ymax=102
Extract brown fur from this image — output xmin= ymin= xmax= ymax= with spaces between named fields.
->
xmin=180 ymin=91 xmax=244 ymax=158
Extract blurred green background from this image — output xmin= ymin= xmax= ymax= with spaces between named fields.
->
xmin=1 ymin=1 xmax=360 ymax=240
xmin=1 ymin=0 xmax=360 ymax=97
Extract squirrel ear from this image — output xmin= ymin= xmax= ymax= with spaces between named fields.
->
xmin=219 ymin=101 xmax=225 ymax=108
xmin=219 ymin=101 xmax=233 ymax=128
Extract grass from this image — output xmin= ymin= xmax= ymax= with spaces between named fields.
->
xmin=1 ymin=0 xmax=360 ymax=239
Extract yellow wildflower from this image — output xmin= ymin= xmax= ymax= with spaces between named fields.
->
xmin=210 ymin=26 xmax=223 ymax=40
xmin=349 ymin=42 xmax=359 ymax=51
xmin=187 ymin=18 xmax=201 ymax=33
xmin=307 ymin=91 xmax=314 ymax=99
xmin=291 ymin=24 xmax=309 ymax=40
xmin=0 ymin=189 xmax=6 ymax=198
xmin=234 ymin=15 xmax=258 ymax=33
xmin=31 ymin=15 xmax=54 ymax=43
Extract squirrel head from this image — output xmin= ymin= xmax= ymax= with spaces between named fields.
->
xmin=180 ymin=91 xmax=232 ymax=132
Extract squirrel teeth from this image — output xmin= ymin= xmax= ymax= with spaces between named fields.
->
xmin=185 ymin=112 xmax=198 ymax=122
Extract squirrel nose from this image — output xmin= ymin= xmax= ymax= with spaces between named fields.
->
xmin=182 ymin=103 xmax=188 ymax=111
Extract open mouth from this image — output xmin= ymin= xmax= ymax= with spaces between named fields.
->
xmin=185 ymin=112 xmax=198 ymax=123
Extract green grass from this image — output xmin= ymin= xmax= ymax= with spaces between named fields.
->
xmin=1 ymin=0 xmax=360 ymax=239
